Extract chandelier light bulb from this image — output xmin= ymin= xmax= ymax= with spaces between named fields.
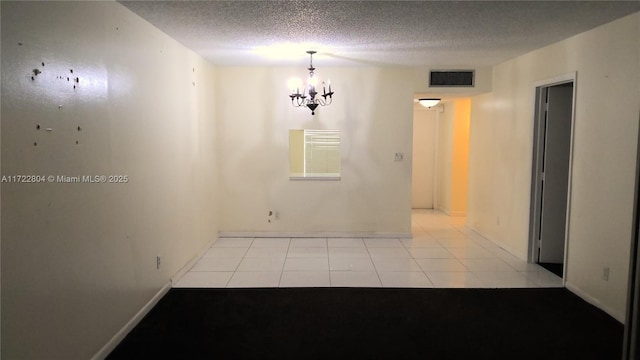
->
xmin=288 ymin=77 xmax=303 ymax=94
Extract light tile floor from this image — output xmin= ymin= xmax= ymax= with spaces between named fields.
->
xmin=174 ymin=210 xmax=563 ymax=288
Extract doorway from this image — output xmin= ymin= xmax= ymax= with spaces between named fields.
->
xmin=412 ymin=106 xmax=437 ymax=209
xmin=529 ymin=76 xmax=575 ymax=279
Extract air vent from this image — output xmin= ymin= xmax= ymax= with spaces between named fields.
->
xmin=429 ymin=70 xmax=474 ymax=87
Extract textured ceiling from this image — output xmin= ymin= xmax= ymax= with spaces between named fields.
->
xmin=120 ymin=1 xmax=639 ymax=67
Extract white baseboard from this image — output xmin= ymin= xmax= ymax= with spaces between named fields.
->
xmin=92 ymin=237 xmax=218 ymax=359
xmin=565 ymin=282 xmax=625 ymax=323
xmin=465 ymin=226 xmax=624 ymax=323
xmin=91 ymin=282 xmax=171 ymax=360
xmin=219 ymin=231 xmax=413 ymax=239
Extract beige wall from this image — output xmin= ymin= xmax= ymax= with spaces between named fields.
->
xmin=468 ymin=12 xmax=640 ymax=321
xmin=215 ymin=67 xmax=414 ymax=236
xmin=434 ymin=99 xmax=470 ymax=216
xmin=451 ymin=99 xmax=470 ymax=216
xmin=1 ymin=2 xmax=219 ymax=359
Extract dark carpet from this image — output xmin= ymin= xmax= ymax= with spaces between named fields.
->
xmin=107 ymin=288 xmax=622 ymax=360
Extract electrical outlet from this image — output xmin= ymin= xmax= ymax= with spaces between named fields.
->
xmin=602 ymin=267 xmax=609 ymax=281
xmin=157 ymin=256 xmax=161 ymax=270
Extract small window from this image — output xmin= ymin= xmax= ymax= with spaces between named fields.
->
xmin=289 ymin=129 xmax=340 ymax=180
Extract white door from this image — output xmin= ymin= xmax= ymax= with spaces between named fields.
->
xmin=412 ymin=108 xmax=437 ymax=209
xmin=536 ymin=84 xmax=573 ymax=263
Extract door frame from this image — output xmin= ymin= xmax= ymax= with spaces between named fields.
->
xmin=622 ymin=112 xmax=640 ymax=359
xmin=528 ymin=72 xmax=577 ymax=283
xmin=411 ymin=103 xmax=439 ymax=209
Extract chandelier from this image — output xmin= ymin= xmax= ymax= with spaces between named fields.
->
xmin=288 ymin=51 xmax=334 ymax=115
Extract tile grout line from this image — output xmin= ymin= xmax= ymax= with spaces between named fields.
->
xmin=402 ymin=238 xmax=437 ymax=288
xmin=364 ymin=239 xmax=385 ymax=287
xmin=277 ymin=237 xmax=292 ymax=287
xmin=226 ymin=237 xmax=255 ymax=288
xmin=223 ymin=237 xmax=254 ymax=288
xmin=325 ymin=237 xmax=333 ymax=287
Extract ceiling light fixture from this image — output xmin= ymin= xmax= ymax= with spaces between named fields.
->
xmin=418 ymin=98 xmax=441 ymax=108
xmin=288 ymin=51 xmax=334 ymax=115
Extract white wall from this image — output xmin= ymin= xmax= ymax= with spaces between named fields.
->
xmin=1 ymin=2 xmax=219 ymax=359
xmin=468 ymin=13 xmax=640 ymax=321
xmin=215 ymin=67 xmax=414 ymax=236
xmin=436 ymin=102 xmax=454 ymax=214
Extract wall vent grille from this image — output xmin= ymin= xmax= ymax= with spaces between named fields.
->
xmin=429 ymin=71 xmax=475 ymax=87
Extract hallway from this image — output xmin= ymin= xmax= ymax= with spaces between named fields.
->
xmin=174 ymin=210 xmax=562 ymax=288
